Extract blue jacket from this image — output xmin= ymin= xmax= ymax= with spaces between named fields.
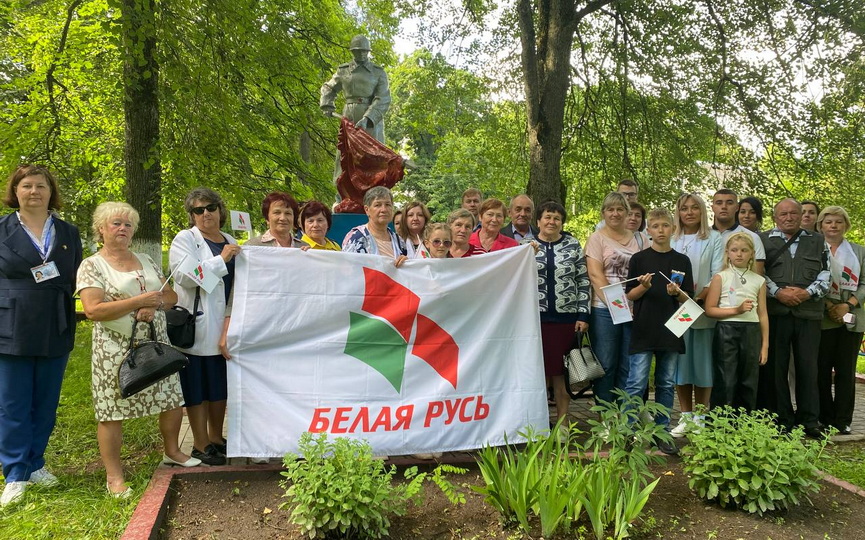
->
xmin=0 ymin=213 xmax=82 ymax=357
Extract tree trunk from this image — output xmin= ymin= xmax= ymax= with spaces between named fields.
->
xmin=121 ymin=0 xmax=162 ymax=264
xmin=518 ymin=0 xmax=617 ymax=205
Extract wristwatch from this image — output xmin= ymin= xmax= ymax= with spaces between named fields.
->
xmin=845 ymin=301 xmax=856 ymax=311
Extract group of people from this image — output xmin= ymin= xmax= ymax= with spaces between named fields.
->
xmin=0 ymin=163 xmax=861 ymax=506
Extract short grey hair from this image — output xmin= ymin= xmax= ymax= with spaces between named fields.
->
xmin=184 ymin=187 xmax=227 ymax=228
xmin=363 ymin=186 xmax=393 ymax=207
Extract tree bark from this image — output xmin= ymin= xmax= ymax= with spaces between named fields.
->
xmin=121 ymin=0 xmax=162 ymax=263
xmin=518 ymin=0 xmax=617 ymax=205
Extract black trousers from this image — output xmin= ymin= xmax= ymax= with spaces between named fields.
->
xmin=711 ymin=321 xmax=761 ymax=411
xmin=762 ymin=314 xmax=821 ymax=429
xmin=817 ymin=325 xmax=863 ymax=429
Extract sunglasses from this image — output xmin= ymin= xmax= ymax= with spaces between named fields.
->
xmin=191 ymin=203 xmax=219 ymax=215
xmin=431 ymin=239 xmax=453 ymax=247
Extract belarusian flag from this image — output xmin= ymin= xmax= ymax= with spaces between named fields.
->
xmin=226 ymin=245 xmax=548 ymax=458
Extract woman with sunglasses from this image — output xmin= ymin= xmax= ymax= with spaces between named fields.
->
xmin=168 ymin=188 xmax=241 ymax=467
xmin=535 ymin=200 xmax=590 ymax=432
xmin=422 ymin=223 xmax=453 ymax=258
xmin=79 ymin=202 xmax=197 ymax=498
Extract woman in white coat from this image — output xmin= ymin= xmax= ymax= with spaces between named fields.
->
xmin=670 ymin=193 xmax=723 ymax=436
xmin=169 ymin=188 xmax=240 ymax=465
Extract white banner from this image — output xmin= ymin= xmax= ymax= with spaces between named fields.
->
xmin=226 ymin=244 xmax=548 ymax=457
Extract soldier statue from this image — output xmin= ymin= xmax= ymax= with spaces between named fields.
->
xmin=320 ymin=35 xmax=391 ymax=185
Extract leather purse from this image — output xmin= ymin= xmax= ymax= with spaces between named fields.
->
xmin=119 ymin=319 xmax=189 ymax=398
xmin=165 ymin=287 xmax=200 ymax=348
xmin=563 ymin=331 xmax=605 ymax=386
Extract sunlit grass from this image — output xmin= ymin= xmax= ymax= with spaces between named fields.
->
xmin=0 ymin=322 xmax=165 ymax=539
xmin=820 ymin=441 xmax=865 ymax=490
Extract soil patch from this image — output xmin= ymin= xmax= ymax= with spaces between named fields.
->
xmin=158 ymin=457 xmax=865 ymax=540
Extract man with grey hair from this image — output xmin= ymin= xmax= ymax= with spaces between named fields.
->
xmin=500 ymin=194 xmax=538 ymax=242
xmin=758 ymin=198 xmax=830 ymax=437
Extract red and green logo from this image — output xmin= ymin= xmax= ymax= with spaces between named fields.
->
xmin=678 ymin=313 xmax=693 ymax=322
xmin=842 ymin=266 xmax=859 ymax=284
xmin=345 ymin=268 xmax=459 ymax=393
xmin=611 ymin=298 xmax=625 ymax=309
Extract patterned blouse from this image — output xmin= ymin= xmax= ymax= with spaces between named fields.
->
xmin=535 ymin=233 xmax=591 ymax=324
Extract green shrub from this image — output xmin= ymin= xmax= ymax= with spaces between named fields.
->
xmin=280 ymin=433 xmax=466 ymax=539
xmin=474 ymin=394 xmax=664 ymax=540
xmin=681 ymin=406 xmax=831 ymax=515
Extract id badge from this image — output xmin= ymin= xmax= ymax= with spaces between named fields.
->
xmin=32 ymin=261 xmax=59 ymax=283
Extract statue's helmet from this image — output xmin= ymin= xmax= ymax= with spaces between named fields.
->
xmin=349 ymin=35 xmax=371 ymax=51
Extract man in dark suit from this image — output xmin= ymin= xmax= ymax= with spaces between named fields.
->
xmin=500 ymin=194 xmax=538 ymax=242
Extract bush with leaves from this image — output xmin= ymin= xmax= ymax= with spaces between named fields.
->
xmin=681 ymin=406 xmax=832 ymax=515
xmin=280 ymin=433 xmax=466 ymax=539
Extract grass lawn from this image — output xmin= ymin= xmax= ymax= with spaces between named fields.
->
xmin=820 ymin=441 xmax=865 ymax=491
xmin=0 ymin=322 xmax=165 ymax=539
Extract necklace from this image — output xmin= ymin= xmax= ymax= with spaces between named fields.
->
xmin=733 ymin=267 xmax=748 ymax=285
xmin=678 ymin=234 xmax=697 ymax=254
xmin=605 ymin=227 xmax=631 ymax=246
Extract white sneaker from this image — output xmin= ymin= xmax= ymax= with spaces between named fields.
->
xmin=29 ymin=467 xmax=59 ymax=486
xmin=670 ymin=421 xmax=689 ymax=438
xmin=1 ymin=481 xmax=28 ymax=507
xmin=671 ymin=413 xmax=692 ymax=438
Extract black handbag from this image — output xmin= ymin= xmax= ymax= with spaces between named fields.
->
xmin=118 ymin=319 xmax=189 ymax=398
xmin=165 ymin=287 xmax=200 ymax=348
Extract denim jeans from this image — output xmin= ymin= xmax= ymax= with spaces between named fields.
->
xmin=589 ymin=308 xmax=631 ymax=404
xmin=624 ymin=350 xmax=677 ymax=428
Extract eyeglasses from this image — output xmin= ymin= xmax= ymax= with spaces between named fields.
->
xmin=191 ymin=203 xmax=219 ymax=215
xmin=431 ymin=239 xmax=453 ymax=247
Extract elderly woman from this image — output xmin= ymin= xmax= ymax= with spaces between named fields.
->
xmin=423 ymin=223 xmax=452 ymax=258
xmin=169 ymin=188 xmax=241 ymax=466
xmin=535 ymin=201 xmax=590 ymax=429
xmin=626 ymin=201 xmax=650 ymax=250
xmin=669 ymin=193 xmax=723 ymax=437
xmin=816 ymin=206 xmax=864 ymax=435
xmin=447 ymin=209 xmax=482 ymax=258
xmin=0 ymin=165 xmax=82 ymax=507
xmin=737 ymin=197 xmax=763 ymax=233
xmin=300 ymin=201 xmax=341 ymax=250
xmin=78 ymin=203 xmax=197 ymax=498
xmin=246 ymin=192 xmax=307 ymax=248
xmin=342 ymin=187 xmax=407 ymax=265
xmin=586 ymin=192 xmax=645 ymax=404
xmin=469 ymin=198 xmax=519 ymax=253
xmin=398 ymin=201 xmax=432 ymax=258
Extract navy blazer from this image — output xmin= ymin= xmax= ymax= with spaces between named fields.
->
xmin=0 ymin=213 xmax=82 ymax=357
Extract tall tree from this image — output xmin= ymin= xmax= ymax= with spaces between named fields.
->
xmin=121 ymin=0 xmax=161 ymax=259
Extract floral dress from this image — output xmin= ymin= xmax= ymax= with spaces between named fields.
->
xmin=76 ymin=253 xmax=184 ymax=421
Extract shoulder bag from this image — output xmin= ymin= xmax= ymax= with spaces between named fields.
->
xmin=119 ymin=319 xmax=189 ymax=398
xmin=165 ymin=287 xmax=200 ymax=348
xmin=564 ymin=331 xmax=605 ymax=386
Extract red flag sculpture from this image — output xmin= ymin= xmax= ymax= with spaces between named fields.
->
xmin=334 ymin=117 xmax=405 ymax=213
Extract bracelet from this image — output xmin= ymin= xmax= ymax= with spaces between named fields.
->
xmin=157 ymin=301 xmax=164 ymax=311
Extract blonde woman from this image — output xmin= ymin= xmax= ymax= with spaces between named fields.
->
xmin=79 ymin=202 xmax=198 ymax=498
xmin=670 ymin=193 xmax=723 ymax=437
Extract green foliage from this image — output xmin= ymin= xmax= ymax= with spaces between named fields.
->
xmin=0 ymin=323 xmax=170 ymax=539
xmin=280 ymin=433 xmax=405 ymax=538
xmin=280 ymin=433 xmax=466 ymax=539
xmin=682 ymin=406 xmax=831 ymax=515
xmin=474 ymin=399 xmax=663 ymax=539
